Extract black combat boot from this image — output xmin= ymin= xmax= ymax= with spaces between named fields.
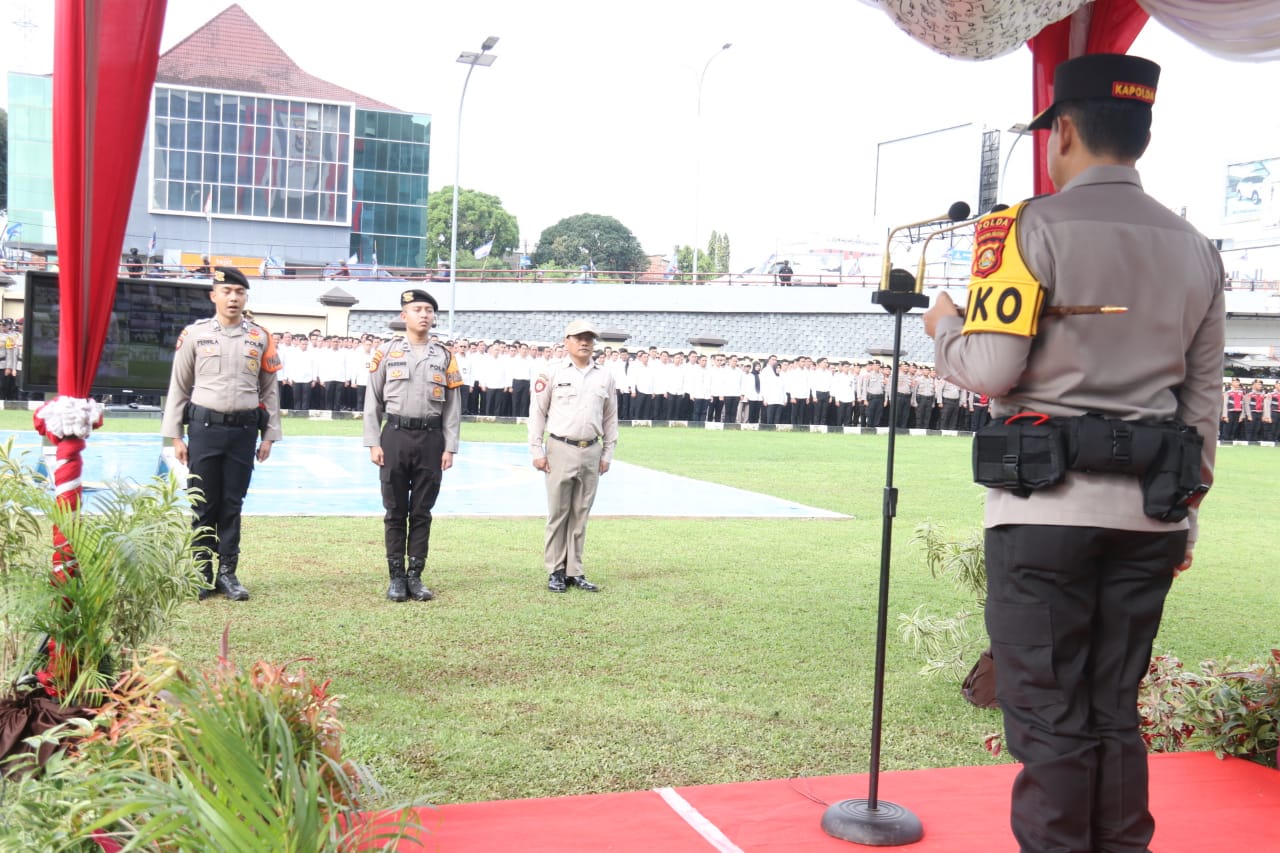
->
xmin=214 ymin=557 xmax=250 ymax=602
xmin=405 ymin=557 xmax=434 ymax=601
xmin=195 ymin=550 xmax=217 ymax=601
xmin=386 ymin=556 xmax=408 ymax=602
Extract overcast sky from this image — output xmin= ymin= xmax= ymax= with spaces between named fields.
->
xmin=4 ymin=1 xmax=1279 ymax=267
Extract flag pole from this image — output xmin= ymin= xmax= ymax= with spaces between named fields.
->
xmin=205 ymin=187 xmax=213 ymax=271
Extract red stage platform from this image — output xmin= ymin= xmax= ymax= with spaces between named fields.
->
xmin=371 ymin=752 xmax=1277 ymax=851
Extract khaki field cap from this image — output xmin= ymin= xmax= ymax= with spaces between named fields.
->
xmin=563 ymin=319 xmax=600 ymax=339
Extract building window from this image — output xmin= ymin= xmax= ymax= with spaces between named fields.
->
xmin=149 ymin=85 xmax=353 ymax=226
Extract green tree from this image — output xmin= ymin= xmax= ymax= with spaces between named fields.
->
xmin=705 ymin=230 xmax=731 ymax=275
xmin=424 ymin=186 xmax=519 ymax=268
xmin=533 ymin=213 xmax=648 ymax=280
xmin=673 ymin=231 xmax=731 ymax=282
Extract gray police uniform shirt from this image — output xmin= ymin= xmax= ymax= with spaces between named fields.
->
xmin=362 ymin=338 xmax=462 ymax=453
xmin=933 ymin=165 xmax=1225 ymax=541
xmin=161 ymin=317 xmax=283 ymax=441
xmin=528 ymin=359 xmax=619 ymax=463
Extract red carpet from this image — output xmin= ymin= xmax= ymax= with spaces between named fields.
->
xmin=367 ymin=752 xmax=1278 ymax=851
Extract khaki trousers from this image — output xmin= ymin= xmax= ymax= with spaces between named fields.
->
xmin=543 ymin=439 xmax=602 ymax=577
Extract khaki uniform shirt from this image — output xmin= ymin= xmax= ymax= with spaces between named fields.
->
xmin=362 ymin=338 xmax=463 ymax=452
xmin=528 ymin=359 xmax=619 ymax=463
xmin=933 ymin=165 xmax=1225 ymax=541
xmin=161 ymin=317 xmax=283 ymax=441
xmin=2 ymin=330 xmax=17 ymax=371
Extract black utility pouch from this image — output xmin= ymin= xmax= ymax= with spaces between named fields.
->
xmin=973 ymin=416 xmax=1068 ymax=496
xmin=257 ymin=406 xmax=269 ymax=433
xmin=1066 ymin=413 xmax=1164 ymax=475
xmin=1140 ymin=424 xmax=1205 ymax=522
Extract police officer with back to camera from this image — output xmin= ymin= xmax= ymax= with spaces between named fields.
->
xmin=528 ymin=319 xmax=617 ymax=593
xmin=924 ymin=54 xmax=1224 ymax=853
xmin=162 ymin=266 xmax=283 ymax=601
xmin=363 ymin=289 xmax=463 ymax=602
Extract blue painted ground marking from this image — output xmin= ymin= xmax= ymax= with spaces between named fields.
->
xmin=0 ymin=432 xmax=845 ymax=519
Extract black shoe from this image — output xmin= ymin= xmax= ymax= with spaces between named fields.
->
xmin=198 ymin=586 xmax=218 ymax=601
xmin=386 ymin=557 xmax=408 ymax=602
xmin=547 ymin=570 xmax=567 ymax=593
xmin=567 ymin=575 xmax=600 ymax=592
xmin=406 ymin=558 xmax=433 ymax=601
xmin=215 ymin=572 xmax=250 ymax=601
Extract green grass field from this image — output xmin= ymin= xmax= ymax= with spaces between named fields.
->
xmin=2 ymin=409 xmax=1276 ymax=805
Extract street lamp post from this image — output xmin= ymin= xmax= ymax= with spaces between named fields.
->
xmin=448 ymin=36 xmax=499 ymax=338
xmin=692 ymin=42 xmax=731 ymax=285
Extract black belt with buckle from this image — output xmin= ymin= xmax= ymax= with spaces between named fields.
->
xmin=388 ymin=414 xmax=442 ymax=430
xmin=549 ymin=433 xmax=599 ymax=448
xmin=188 ymin=404 xmax=258 ymax=427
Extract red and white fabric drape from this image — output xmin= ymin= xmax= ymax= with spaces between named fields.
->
xmin=35 ymin=0 xmax=167 ymax=576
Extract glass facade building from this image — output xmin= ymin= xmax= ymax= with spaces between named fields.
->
xmin=6 ymin=72 xmax=56 ymax=248
xmin=5 ymin=4 xmax=434 ymax=274
xmin=351 ymin=110 xmax=431 ymax=268
xmin=150 ymin=86 xmax=353 ymax=225
xmin=148 ymin=86 xmax=431 ymax=269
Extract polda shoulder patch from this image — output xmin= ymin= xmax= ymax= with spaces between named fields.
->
xmin=964 ymin=201 xmax=1044 ymax=338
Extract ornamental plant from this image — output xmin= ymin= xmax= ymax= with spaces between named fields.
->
xmin=0 ymin=645 xmax=419 ymax=850
xmin=0 ymin=437 xmax=201 ymax=705
xmin=898 ymin=521 xmax=988 ymax=680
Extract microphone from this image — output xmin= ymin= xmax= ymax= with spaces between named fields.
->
xmin=879 ymin=201 xmax=973 ymax=292
xmin=914 ymin=203 xmax=994 ymax=291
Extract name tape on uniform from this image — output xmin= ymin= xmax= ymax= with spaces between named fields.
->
xmin=963 ymin=280 xmax=1044 ymax=337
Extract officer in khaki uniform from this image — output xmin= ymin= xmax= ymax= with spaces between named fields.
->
xmin=528 ymin=319 xmax=618 ymax=592
xmin=162 ymin=267 xmax=283 ymax=601
xmin=363 ymin=289 xmax=463 ymax=602
xmin=925 ymin=55 xmax=1223 ymax=853
xmin=1 ymin=319 xmax=19 ymax=400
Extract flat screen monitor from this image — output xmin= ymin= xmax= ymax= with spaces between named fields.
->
xmin=21 ymin=270 xmax=215 ymax=395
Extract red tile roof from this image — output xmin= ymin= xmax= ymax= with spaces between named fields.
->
xmin=156 ymin=4 xmax=404 ymax=112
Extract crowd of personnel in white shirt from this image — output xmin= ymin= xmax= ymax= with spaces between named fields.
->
xmin=440 ymin=339 xmax=996 ymax=431
xmin=270 ymin=331 xmax=998 ymax=430
xmin=272 ymin=329 xmax=378 ymax=413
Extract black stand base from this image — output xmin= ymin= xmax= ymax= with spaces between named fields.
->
xmin=871 ymin=289 xmax=929 ymax=314
xmin=821 ymin=798 xmax=924 ymax=846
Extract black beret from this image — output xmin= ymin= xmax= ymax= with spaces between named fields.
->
xmin=212 ymin=266 xmax=250 ymax=288
xmin=400 ymin=289 xmax=438 ymax=310
xmin=1028 ymin=53 xmax=1160 ymax=131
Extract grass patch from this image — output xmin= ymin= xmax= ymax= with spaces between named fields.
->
xmin=2 ymin=410 xmax=1276 ymax=804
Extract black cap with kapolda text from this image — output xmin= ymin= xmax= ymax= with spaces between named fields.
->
xmin=1027 ymin=53 xmax=1160 ymax=131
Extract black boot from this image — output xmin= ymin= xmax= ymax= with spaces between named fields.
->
xmin=547 ymin=569 xmax=567 ymax=593
xmin=196 ymin=550 xmax=217 ymax=601
xmin=405 ymin=557 xmax=434 ymax=601
xmin=386 ymin=556 xmax=408 ymax=602
xmin=214 ymin=557 xmax=250 ymax=602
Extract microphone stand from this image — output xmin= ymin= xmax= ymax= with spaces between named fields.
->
xmin=822 ymin=207 xmax=973 ymax=846
xmin=820 ymin=272 xmax=925 ymax=846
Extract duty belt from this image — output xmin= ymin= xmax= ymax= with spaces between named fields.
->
xmin=188 ymin=404 xmax=258 ymax=427
xmin=549 ymin=433 xmax=599 ymax=448
xmin=388 ymin=413 xmax=442 ymax=430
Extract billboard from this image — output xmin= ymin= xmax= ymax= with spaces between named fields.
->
xmin=22 ymin=271 xmax=214 ymax=395
xmin=1225 ymin=158 xmax=1280 ymax=226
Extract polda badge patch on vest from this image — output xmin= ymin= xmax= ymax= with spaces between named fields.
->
xmin=964 ymin=201 xmax=1044 ymax=338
